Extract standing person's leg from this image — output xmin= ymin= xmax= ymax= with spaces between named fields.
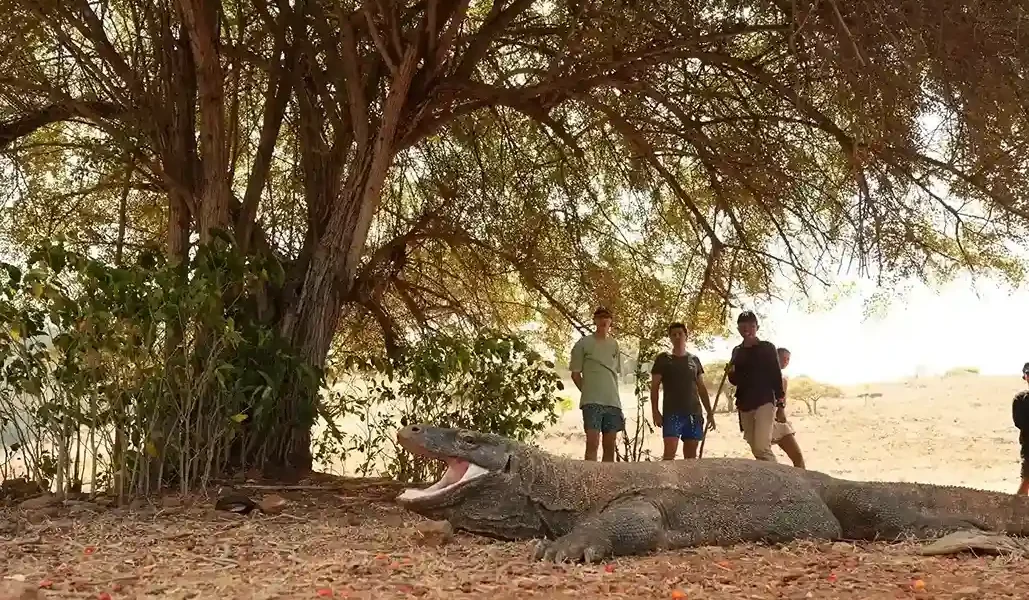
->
xmin=599 ymin=405 xmax=623 ymax=462
xmin=581 ymin=404 xmax=602 ymax=461
xmin=775 ymin=432 xmax=806 ymax=468
xmin=680 ymin=414 xmax=704 ymax=459
xmin=772 ymin=420 xmax=805 ymax=468
xmin=661 ymin=413 xmax=684 ymax=460
xmin=739 ymin=409 xmax=756 ymax=455
xmin=741 ymin=404 xmax=777 ymax=462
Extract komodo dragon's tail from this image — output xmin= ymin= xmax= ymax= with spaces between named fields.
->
xmin=815 ymin=477 xmax=1029 ymax=539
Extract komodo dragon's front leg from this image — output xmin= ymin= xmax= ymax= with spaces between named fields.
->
xmin=532 ymin=487 xmax=843 ymax=563
xmin=532 ymin=495 xmax=666 ymax=563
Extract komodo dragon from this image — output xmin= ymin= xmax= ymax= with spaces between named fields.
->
xmin=394 ymin=424 xmax=1029 ymax=563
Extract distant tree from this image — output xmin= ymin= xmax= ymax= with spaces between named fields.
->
xmin=789 ymin=377 xmax=843 ymax=415
xmin=944 ymin=366 xmax=980 ymax=377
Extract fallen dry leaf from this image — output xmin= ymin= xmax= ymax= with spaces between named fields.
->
xmin=258 ymin=494 xmax=288 ymax=514
xmin=18 ymin=494 xmax=59 ymax=510
xmin=0 ymin=479 xmax=1026 ymax=599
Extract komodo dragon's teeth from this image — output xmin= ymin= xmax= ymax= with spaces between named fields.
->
xmin=397 ymin=462 xmax=489 ymax=501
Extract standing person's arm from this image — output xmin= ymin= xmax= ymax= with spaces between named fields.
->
xmin=768 ymin=343 xmax=785 ymax=402
xmin=570 ymin=339 xmax=585 ymax=391
xmin=775 ymin=372 xmax=789 ymax=422
xmin=1015 ymin=390 xmax=1029 ymax=429
xmin=695 ymin=358 xmax=716 ymax=430
xmin=649 ymin=354 xmax=664 ymax=426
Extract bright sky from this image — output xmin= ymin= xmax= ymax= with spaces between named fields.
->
xmin=692 ymin=273 xmax=1029 ymax=386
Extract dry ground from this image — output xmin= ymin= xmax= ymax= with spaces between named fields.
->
xmin=2 ymin=482 xmax=1027 ymax=600
xmin=3 ymin=373 xmax=1029 ymax=599
xmin=543 ymin=373 xmax=1025 ymax=492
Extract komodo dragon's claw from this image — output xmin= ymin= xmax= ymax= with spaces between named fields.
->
xmin=530 ymin=540 xmax=549 ymax=562
xmin=531 ymin=536 xmax=608 ymax=564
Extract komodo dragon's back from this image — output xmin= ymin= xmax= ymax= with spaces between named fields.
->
xmin=394 ymin=424 xmax=1029 ymax=563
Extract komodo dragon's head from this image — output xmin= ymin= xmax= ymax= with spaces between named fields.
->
xmin=394 ymin=424 xmax=551 ymax=539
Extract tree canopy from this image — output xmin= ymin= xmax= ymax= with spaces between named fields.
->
xmin=3 ymin=0 xmax=1028 ymax=352
xmin=2 ymin=0 xmax=1029 ymax=471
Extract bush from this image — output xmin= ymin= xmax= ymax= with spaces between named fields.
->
xmin=0 ymin=234 xmax=315 ymax=499
xmin=315 ymin=330 xmax=563 ymax=484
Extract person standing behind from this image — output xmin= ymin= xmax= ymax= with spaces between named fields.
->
xmin=771 ymin=347 xmax=806 ymax=468
xmin=649 ymin=322 xmax=716 ymax=460
xmin=1012 ymin=362 xmax=1029 ymax=495
xmin=725 ymin=310 xmax=784 ymax=462
xmin=570 ymin=306 xmax=623 ymax=462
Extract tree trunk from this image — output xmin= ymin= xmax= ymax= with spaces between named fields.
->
xmin=258 ymin=50 xmax=419 ymax=474
xmin=263 ymin=159 xmax=398 ymax=474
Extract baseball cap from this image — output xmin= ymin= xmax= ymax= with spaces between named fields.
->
xmin=593 ymin=306 xmax=612 ymax=318
xmin=737 ymin=310 xmax=758 ymax=324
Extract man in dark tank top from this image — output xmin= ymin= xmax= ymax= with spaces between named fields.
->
xmin=649 ymin=322 xmax=715 ymax=459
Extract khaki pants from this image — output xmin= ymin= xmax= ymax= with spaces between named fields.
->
xmin=740 ymin=402 xmax=777 ymax=462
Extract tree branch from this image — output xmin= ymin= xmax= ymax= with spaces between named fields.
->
xmin=0 ymin=101 xmax=124 ymax=150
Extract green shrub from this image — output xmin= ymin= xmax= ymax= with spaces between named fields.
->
xmin=316 ymin=330 xmax=563 ymax=483
xmin=0 ymin=234 xmax=314 ymax=498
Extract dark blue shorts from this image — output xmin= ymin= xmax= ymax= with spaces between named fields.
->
xmin=582 ymin=404 xmax=625 ymax=434
xmin=663 ymin=413 xmax=705 ymax=441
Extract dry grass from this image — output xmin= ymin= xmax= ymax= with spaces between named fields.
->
xmin=1 ymin=479 xmax=1028 ymax=600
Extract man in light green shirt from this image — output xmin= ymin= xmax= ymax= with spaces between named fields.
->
xmin=569 ymin=306 xmax=623 ymax=461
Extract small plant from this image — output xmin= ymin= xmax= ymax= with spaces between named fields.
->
xmin=617 ymin=335 xmax=658 ymax=463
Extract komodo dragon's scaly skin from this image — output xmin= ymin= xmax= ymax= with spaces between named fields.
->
xmin=394 ymin=424 xmax=1029 ymax=563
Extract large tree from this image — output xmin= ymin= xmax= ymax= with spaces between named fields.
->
xmin=1 ymin=0 xmax=1028 ymax=470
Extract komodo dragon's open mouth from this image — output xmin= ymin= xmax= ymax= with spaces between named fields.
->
xmin=395 ymin=433 xmax=492 ymax=502
xmin=396 ymin=457 xmax=490 ymax=502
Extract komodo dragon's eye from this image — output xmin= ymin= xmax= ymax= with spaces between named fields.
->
xmin=458 ymin=432 xmax=477 ymax=445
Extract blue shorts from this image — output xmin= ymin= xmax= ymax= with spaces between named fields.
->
xmin=663 ymin=413 xmax=705 ymax=441
xmin=582 ymin=404 xmax=625 ymax=434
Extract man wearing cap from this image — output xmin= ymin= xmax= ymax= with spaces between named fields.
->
xmin=1012 ymin=362 xmax=1029 ymax=495
xmin=569 ymin=306 xmax=624 ymax=462
xmin=725 ymin=310 xmax=784 ymax=462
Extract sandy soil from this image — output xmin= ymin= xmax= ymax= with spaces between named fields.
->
xmin=543 ymin=373 xmax=1026 ymax=493
xmin=2 ymin=373 xmax=1028 ymax=599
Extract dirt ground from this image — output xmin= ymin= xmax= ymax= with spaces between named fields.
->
xmin=1 ymin=479 xmax=1027 ymax=600
xmin=3 ymin=373 xmax=1029 ymax=599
